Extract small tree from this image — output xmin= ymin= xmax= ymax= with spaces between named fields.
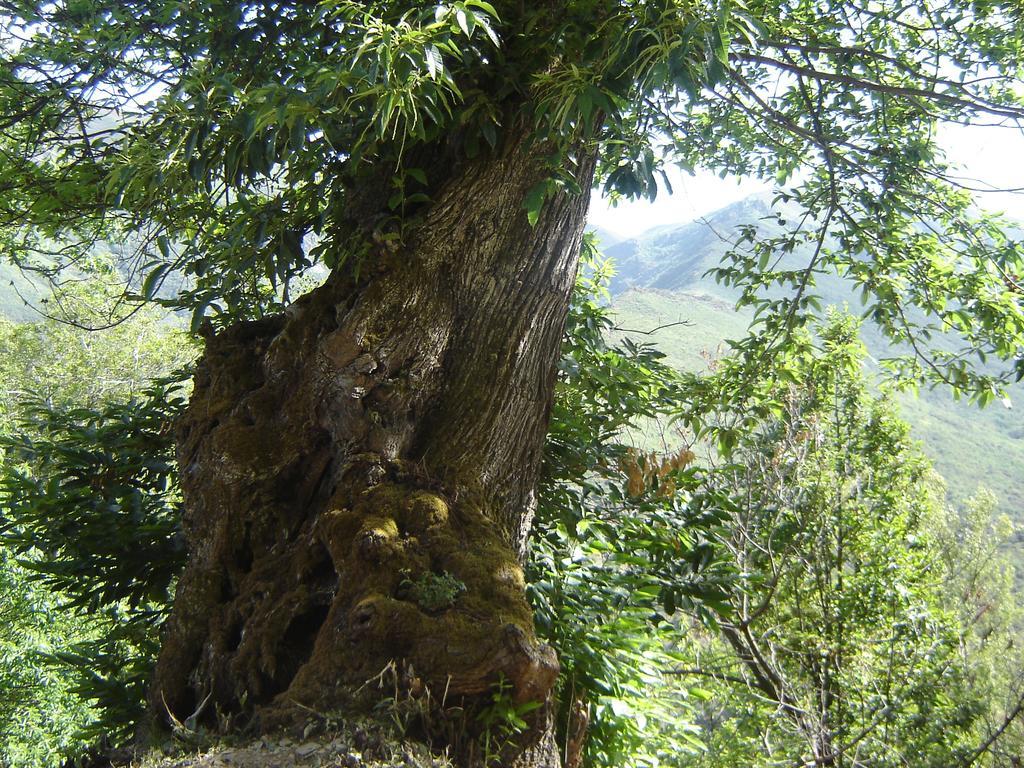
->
xmin=684 ymin=315 xmax=1024 ymax=767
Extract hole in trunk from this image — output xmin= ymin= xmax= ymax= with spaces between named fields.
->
xmin=309 ymin=547 xmax=339 ymax=590
xmin=267 ymin=603 xmax=331 ymax=697
xmin=226 ymin=618 xmax=244 ymax=653
xmin=234 ymin=533 xmax=254 ymax=574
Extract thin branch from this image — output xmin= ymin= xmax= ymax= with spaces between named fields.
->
xmin=613 ymin=320 xmax=693 ymax=335
xmin=737 ymin=53 xmax=1024 ymax=122
xmin=959 ymin=687 xmax=1024 ymax=767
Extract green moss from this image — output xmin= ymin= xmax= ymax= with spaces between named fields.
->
xmin=359 ymin=516 xmax=400 ymax=539
xmin=399 ymin=571 xmax=466 ymax=613
xmin=402 ymin=492 xmax=449 ymax=532
xmin=357 ymin=483 xmax=407 ymax=517
xmin=275 ymin=478 xmax=548 ymax=729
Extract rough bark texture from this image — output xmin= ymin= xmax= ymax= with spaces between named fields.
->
xmin=149 ymin=133 xmax=595 ymax=768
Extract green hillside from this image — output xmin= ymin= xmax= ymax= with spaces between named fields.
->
xmin=604 ymin=197 xmax=1024 ymax=532
xmin=0 ymin=263 xmax=49 ymax=321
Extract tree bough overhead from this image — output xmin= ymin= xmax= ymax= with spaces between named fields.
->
xmin=1 ymin=0 xmax=1024 ymax=766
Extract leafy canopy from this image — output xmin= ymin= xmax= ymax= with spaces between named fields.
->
xmin=1 ymin=0 xmax=1023 ymax=393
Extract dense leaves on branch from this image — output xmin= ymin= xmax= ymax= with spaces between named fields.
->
xmin=2 ymin=0 xmax=1023 ymax=391
xmin=1 ymin=381 xmax=186 ymax=612
xmin=531 ymin=241 xmax=731 ymax=766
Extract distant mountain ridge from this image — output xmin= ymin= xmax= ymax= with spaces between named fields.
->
xmin=599 ymin=194 xmax=1024 ymax=527
xmin=602 ymin=195 xmax=776 ymax=294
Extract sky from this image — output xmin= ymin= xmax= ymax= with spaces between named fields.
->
xmin=589 ymin=121 xmax=1024 ymax=239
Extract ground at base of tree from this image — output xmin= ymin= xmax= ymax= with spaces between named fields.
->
xmin=133 ymin=726 xmax=450 ymax=768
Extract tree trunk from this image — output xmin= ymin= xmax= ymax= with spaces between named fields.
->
xmin=148 ymin=130 xmax=596 ymax=767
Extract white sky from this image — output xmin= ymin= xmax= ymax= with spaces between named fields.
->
xmin=589 ymin=122 xmax=1024 ymax=239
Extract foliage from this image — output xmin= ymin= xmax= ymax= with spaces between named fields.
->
xmin=676 ymin=313 xmax=1024 ymax=767
xmin=605 ymin=247 xmax=1024 ymax=570
xmin=530 ymin=238 xmax=730 ymax=767
xmin=0 ymin=546 xmax=94 ymax=768
xmin=0 ymin=379 xmax=189 ymax=751
xmin=1 ymin=0 xmax=1023 ymax=392
xmin=0 ymin=283 xmax=193 ymax=766
xmin=934 ymin=490 xmax=1024 ymax=766
xmin=0 ymin=263 xmax=194 ymax=419
xmin=474 ymin=678 xmax=543 ymax=768
xmin=2 ymin=381 xmax=187 ymax=614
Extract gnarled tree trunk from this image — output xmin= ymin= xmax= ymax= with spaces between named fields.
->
xmin=149 ymin=130 xmax=596 ymax=767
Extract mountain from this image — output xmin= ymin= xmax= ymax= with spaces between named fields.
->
xmin=587 ymin=224 xmax=626 ymax=251
xmin=603 ymin=195 xmax=1024 ymax=529
xmin=605 ymin=195 xmax=776 ymax=294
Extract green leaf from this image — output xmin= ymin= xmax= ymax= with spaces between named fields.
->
xmin=523 ymin=181 xmax=548 ymax=227
xmin=141 ymin=263 xmax=170 ymax=301
xmin=425 ymin=45 xmax=443 ymax=79
xmin=156 ymin=235 xmax=171 ymax=260
xmin=465 ymin=0 xmax=499 ymax=18
xmin=289 ymin=114 xmax=306 ymax=152
xmin=455 ymin=7 xmax=471 ymax=36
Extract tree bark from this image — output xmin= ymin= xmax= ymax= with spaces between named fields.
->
xmin=149 ymin=130 xmax=596 ymax=767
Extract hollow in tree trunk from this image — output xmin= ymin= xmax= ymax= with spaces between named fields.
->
xmin=149 ymin=132 xmax=596 ymax=767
